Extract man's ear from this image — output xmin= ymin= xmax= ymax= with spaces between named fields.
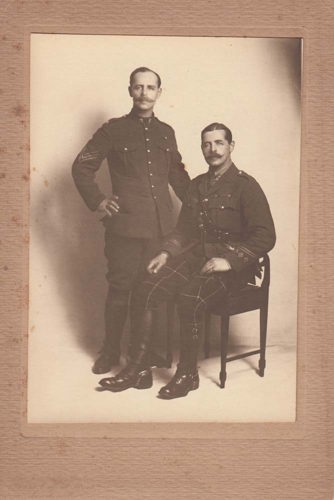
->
xmin=230 ymin=140 xmax=235 ymax=153
xmin=128 ymin=86 xmax=133 ymax=97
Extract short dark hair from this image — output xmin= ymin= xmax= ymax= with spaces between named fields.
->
xmin=201 ymin=123 xmax=233 ymax=144
xmin=129 ymin=67 xmax=161 ymax=88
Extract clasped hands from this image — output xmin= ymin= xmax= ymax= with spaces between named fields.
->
xmin=147 ymin=253 xmax=231 ymax=275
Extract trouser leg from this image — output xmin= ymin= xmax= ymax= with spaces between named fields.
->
xmin=127 ymin=235 xmax=163 ymax=364
xmin=103 ymin=286 xmax=130 ymax=357
xmin=177 ymin=272 xmax=232 ymax=369
xmin=98 ymin=232 xmax=149 ymax=374
xmin=158 ymin=272 xmax=231 ymax=399
xmin=99 ymin=259 xmax=192 ymax=391
xmin=92 ymin=286 xmax=129 ymax=374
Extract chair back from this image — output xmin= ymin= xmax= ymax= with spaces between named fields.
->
xmin=259 ymin=254 xmax=270 ymax=290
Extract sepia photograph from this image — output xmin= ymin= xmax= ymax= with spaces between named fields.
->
xmin=28 ymin=34 xmax=301 ymax=423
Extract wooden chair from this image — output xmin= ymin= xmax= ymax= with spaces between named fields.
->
xmin=204 ymin=254 xmax=271 ymax=388
xmin=165 ymin=255 xmax=270 ymax=386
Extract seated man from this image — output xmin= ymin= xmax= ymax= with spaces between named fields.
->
xmin=99 ymin=122 xmax=276 ymax=399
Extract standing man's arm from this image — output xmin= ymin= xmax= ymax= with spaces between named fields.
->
xmin=72 ymin=121 xmax=119 ymax=216
xmin=166 ymin=129 xmax=191 ymax=201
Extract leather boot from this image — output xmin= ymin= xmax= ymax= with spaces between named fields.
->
xmin=92 ymin=288 xmax=129 ymax=374
xmin=99 ymin=309 xmax=154 ymax=392
xmin=158 ymin=324 xmax=200 ymax=399
xmin=128 ymin=292 xmax=169 ymax=368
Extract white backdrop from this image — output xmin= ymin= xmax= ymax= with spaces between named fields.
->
xmin=28 ymin=35 xmax=300 ymax=422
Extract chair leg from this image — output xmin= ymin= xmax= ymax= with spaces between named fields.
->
xmin=204 ymin=312 xmax=211 ymax=358
xmin=166 ymin=301 xmax=175 ymax=368
xmin=220 ymin=315 xmax=230 ymax=388
xmin=259 ymin=300 xmax=268 ymax=377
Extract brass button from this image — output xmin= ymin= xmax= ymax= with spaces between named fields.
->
xmin=146 ymin=138 xmax=150 ymax=141
xmin=147 ymin=149 xmax=151 ymax=153
xmin=221 ymin=206 xmax=225 ymax=209
xmin=148 ymin=161 xmax=152 ymax=164
xmin=124 ymin=147 xmax=128 ymax=151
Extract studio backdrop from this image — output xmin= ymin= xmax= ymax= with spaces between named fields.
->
xmin=28 ymin=35 xmax=301 ymax=422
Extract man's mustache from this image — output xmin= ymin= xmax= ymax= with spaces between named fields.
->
xmin=207 ymin=154 xmax=222 ymax=160
xmin=135 ymin=97 xmax=154 ymax=103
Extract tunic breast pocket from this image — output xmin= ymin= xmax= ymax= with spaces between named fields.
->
xmin=112 ymin=143 xmax=138 ymax=177
xmin=208 ymin=193 xmax=241 ymax=229
xmin=157 ymin=140 xmax=175 ymax=173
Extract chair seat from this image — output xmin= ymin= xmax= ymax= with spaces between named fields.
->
xmin=209 ymin=284 xmax=267 ymax=317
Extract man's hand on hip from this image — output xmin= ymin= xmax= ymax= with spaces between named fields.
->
xmin=200 ymin=257 xmax=231 ymax=274
xmin=97 ymin=195 xmax=120 ymax=217
xmin=147 ymin=252 xmax=169 ymax=274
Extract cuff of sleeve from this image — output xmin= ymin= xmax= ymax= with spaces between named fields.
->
xmin=224 ymin=245 xmax=257 ymax=272
xmin=161 ymin=240 xmax=181 ymax=258
xmin=90 ymin=194 xmax=106 ymax=212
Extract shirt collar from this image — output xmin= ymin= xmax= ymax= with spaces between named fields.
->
xmin=128 ymin=108 xmax=156 ymax=121
xmin=198 ymin=163 xmax=239 ymax=196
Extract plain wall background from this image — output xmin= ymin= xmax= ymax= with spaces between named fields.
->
xmin=29 ymin=36 xmax=300 ymax=405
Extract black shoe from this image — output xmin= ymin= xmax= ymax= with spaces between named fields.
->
xmin=92 ymin=352 xmax=120 ymax=374
xmin=158 ymin=368 xmax=199 ymax=399
xmin=99 ymin=366 xmax=153 ymax=392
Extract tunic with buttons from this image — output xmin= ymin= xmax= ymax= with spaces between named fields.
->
xmin=72 ymin=109 xmax=190 ymax=239
xmin=162 ymin=163 xmax=276 ymax=281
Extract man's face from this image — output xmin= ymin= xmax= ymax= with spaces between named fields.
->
xmin=129 ymin=71 xmax=161 ymax=114
xmin=201 ymin=129 xmax=234 ymax=169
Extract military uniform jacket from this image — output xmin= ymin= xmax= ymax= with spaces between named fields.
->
xmin=72 ymin=109 xmax=190 ymax=238
xmin=162 ymin=163 xmax=276 ymax=276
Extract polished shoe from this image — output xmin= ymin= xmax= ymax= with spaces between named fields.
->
xmin=92 ymin=352 xmax=120 ymax=374
xmin=158 ymin=368 xmax=199 ymax=399
xmin=99 ymin=366 xmax=153 ymax=392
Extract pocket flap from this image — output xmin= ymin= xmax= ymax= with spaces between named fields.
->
xmin=157 ymin=137 xmax=175 ymax=152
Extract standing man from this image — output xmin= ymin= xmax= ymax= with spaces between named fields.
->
xmin=72 ymin=67 xmax=190 ymax=374
xmin=99 ymin=122 xmax=276 ymax=398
